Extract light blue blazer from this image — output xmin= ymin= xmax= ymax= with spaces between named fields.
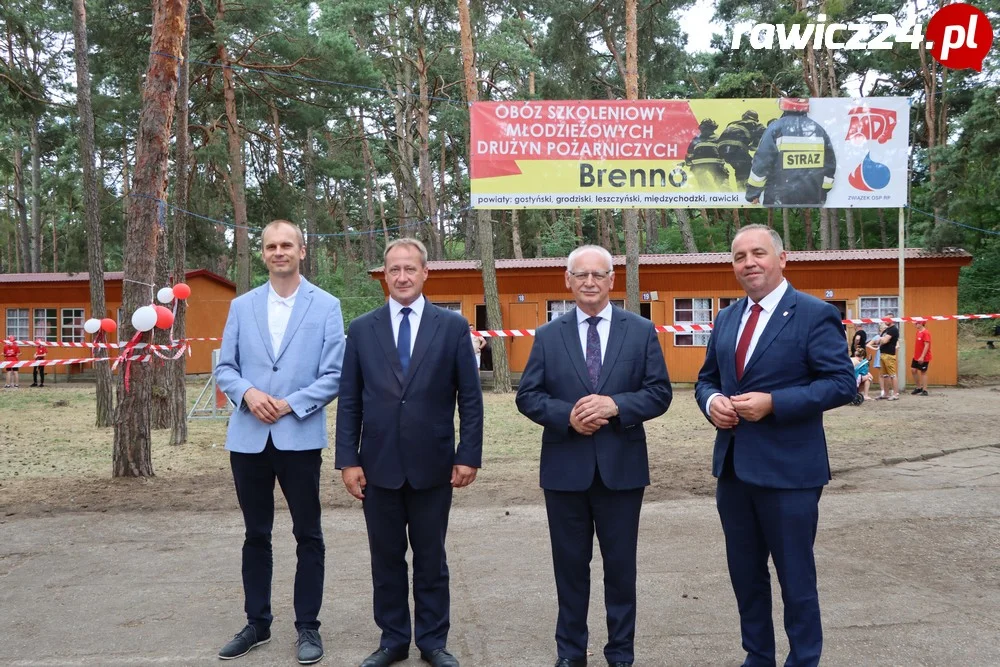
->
xmin=215 ymin=277 xmax=345 ymax=453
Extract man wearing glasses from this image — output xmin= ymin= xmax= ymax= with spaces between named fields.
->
xmin=516 ymin=245 xmax=672 ymax=667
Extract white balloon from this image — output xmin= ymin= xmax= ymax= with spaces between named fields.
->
xmin=156 ymin=287 xmax=176 ymax=304
xmin=84 ymin=318 xmax=102 ymax=334
xmin=131 ymin=306 xmax=158 ymax=332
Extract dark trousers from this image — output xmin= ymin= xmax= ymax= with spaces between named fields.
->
xmin=33 ymin=366 xmax=44 ymax=385
xmin=363 ymin=482 xmax=453 ymax=653
xmin=543 ymin=472 xmax=645 ymax=664
xmin=717 ymin=454 xmax=823 ymax=667
xmin=230 ymin=437 xmax=324 ymax=632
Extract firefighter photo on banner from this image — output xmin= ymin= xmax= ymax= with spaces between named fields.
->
xmin=469 ymin=97 xmax=909 ymax=209
xmin=744 ymin=98 xmax=837 ymax=206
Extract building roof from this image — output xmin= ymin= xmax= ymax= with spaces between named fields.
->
xmin=0 ymin=268 xmax=235 ymax=288
xmin=370 ymin=247 xmax=972 ymax=273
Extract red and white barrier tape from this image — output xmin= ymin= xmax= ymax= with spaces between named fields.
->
xmin=11 ymin=340 xmax=203 ymax=349
xmin=1 ymin=354 xmax=152 ymax=369
xmin=9 ymin=314 xmax=998 ymax=348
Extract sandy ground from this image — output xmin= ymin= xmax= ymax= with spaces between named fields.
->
xmin=2 ymin=383 xmax=999 ymax=516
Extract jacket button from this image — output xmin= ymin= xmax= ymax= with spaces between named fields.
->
xmin=401 ymin=400 xmax=406 ymax=404
xmin=272 ymin=365 xmax=278 ymax=371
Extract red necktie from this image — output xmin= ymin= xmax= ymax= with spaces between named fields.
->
xmin=735 ymin=303 xmax=764 ymax=381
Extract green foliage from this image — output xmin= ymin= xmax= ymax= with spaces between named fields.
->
xmin=958 ymin=238 xmax=1000 ymax=315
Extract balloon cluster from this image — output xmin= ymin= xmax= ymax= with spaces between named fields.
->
xmin=130 ymin=282 xmax=192 ymax=332
xmin=83 ymin=318 xmax=118 ymax=335
xmin=83 ymin=283 xmax=193 ymax=336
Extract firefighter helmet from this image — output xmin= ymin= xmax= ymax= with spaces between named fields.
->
xmin=778 ymin=97 xmax=810 ymax=113
xmin=699 ymin=118 xmax=718 ymax=132
xmin=742 ymin=110 xmax=759 ymax=122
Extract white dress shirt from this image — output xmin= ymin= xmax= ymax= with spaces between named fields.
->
xmin=267 ymin=281 xmax=300 ymax=355
xmin=705 ymin=279 xmax=788 ymax=414
xmin=389 ymin=294 xmax=425 ymax=357
xmin=576 ymin=302 xmax=613 ymax=362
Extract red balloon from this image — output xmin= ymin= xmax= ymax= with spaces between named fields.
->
xmin=154 ymin=305 xmax=175 ymax=330
xmin=172 ymin=282 xmax=192 ymax=300
xmin=101 ymin=318 xmax=118 ymax=333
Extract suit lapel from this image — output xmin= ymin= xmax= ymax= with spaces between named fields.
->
xmin=275 ymin=278 xmax=314 ymax=363
xmin=372 ymin=304 xmax=405 ymax=386
xmin=596 ymin=307 xmax=627 ymax=393
xmin=253 ymin=285 xmax=275 ymax=362
xmin=403 ymin=301 xmax=440 ymax=389
xmin=560 ymin=310 xmax=593 ymax=392
xmin=741 ymin=286 xmax=797 ymax=381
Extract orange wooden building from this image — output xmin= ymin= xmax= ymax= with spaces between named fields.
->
xmin=0 ymin=269 xmax=236 ymax=378
xmin=370 ymin=248 xmax=972 ymax=386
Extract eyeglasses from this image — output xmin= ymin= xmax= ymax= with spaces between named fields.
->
xmin=568 ymin=270 xmax=612 ymax=281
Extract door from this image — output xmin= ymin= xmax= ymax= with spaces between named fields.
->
xmin=826 ymin=300 xmax=849 ymax=346
xmin=508 ymin=302 xmax=539 ymax=372
xmin=475 ymin=304 xmax=492 ymax=371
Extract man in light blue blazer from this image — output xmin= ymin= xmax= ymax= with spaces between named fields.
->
xmin=215 ymin=219 xmax=345 ymax=665
xmin=695 ymin=225 xmax=855 ymax=667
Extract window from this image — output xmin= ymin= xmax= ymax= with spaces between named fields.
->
xmin=674 ymin=298 xmax=712 ymax=346
xmin=718 ymin=297 xmax=740 ymax=312
xmin=6 ymin=308 xmax=29 ymax=339
xmin=858 ymin=296 xmax=899 ymax=338
xmin=437 ymin=302 xmax=462 ymax=313
xmin=547 ymin=299 xmax=625 ymax=322
xmin=33 ymin=308 xmax=58 ymax=342
xmin=61 ymin=308 xmax=85 ymax=343
xmin=547 ymin=300 xmax=575 ymax=321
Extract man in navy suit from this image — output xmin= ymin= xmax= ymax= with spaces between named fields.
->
xmin=336 ymin=238 xmax=483 ymax=667
xmin=215 ymin=219 xmax=346 ymax=664
xmin=695 ymin=225 xmax=855 ymax=667
xmin=516 ymin=245 xmax=672 ymax=667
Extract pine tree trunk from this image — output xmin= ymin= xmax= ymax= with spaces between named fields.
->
xmin=416 ymin=47 xmax=442 ymax=259
xmin=151 ymin=217 xmax=170 ymax=429
xmin=459 ymin=0 xmax=510 ymax=393
xmin=829 ymin=208 xmax=840 ymax=249
xmin=30 ymin=120 xmax=42 ymax=272
xmin=217 ymin=5 xmax=249 ymax=295
xmin=803 ymin=209 xmax=814 ymax=250
xmin=72 ymin=0 xmax=114 ymax=426
xmin=819 ymin=208 xmax=830 ymax=250
xmin=878 ymin=208 xmax=887 ymax=247
xmin=511 ymin=209 xmax=523 ymax=259
xmin=845 ymin=207 xmax=856 ymax=249
xmin=676 ymin=209 xmax=697 ymax=253
xmin=782 ymin=208 xmax=791 ymax=250
xmin=169 ymin=14 xmax=190 ymax=446
xmin=114 ymin=0 xmax=187 ymax=477
xmin=622 ymin=0 xmax=640 ymax=313
xmin=303 ymin=127 xmax=317 ymax=280
xmin=13 ymin=136 xmax=31 ymax=272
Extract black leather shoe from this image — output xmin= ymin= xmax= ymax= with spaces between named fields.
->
xmin=218 ymin=624 xmax=270 ymax=660
xmin=296 ymin=628 xmax=324 ymax=664
xmin=420 ymin=647 xmax=460 ymax=667
xmin=608 ymin=663 xmax=631 ymax=667
xmin=554 ymin=659 xmax=587 ymax=667
xmin=360 ymin=646 xmax=408 ymax=667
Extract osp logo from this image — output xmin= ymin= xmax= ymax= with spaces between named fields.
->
xmin=730 ymin=3 xmax=993 ymax=71
xmin=846 ymin=107 xmax=895 ymax=192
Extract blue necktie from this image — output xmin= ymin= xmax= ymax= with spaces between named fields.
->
xmin=398 ymin=307 xmax=412 ymax=374
xmin=586 ymin=316 xmax=602 ymax=389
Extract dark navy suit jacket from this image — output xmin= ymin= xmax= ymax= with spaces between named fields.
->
xmin=335 ymin=301 xmax=484 ymax=489
xmin=695 ymin=285 xmax=856 ymax=489
xmin=515 ymin=306 xmax=672 ymax=492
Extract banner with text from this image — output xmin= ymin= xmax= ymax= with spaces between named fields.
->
xmin=470 ymin=98 xmax=909 ymax=209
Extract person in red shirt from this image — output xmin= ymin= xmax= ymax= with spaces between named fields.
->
xmin=910 ymin=320 xmax=932 ymax=396
xmin=31 ymin=340 xmax=47 ymax=387
xmin=3 ymin=335 xmax=21 ymax=388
